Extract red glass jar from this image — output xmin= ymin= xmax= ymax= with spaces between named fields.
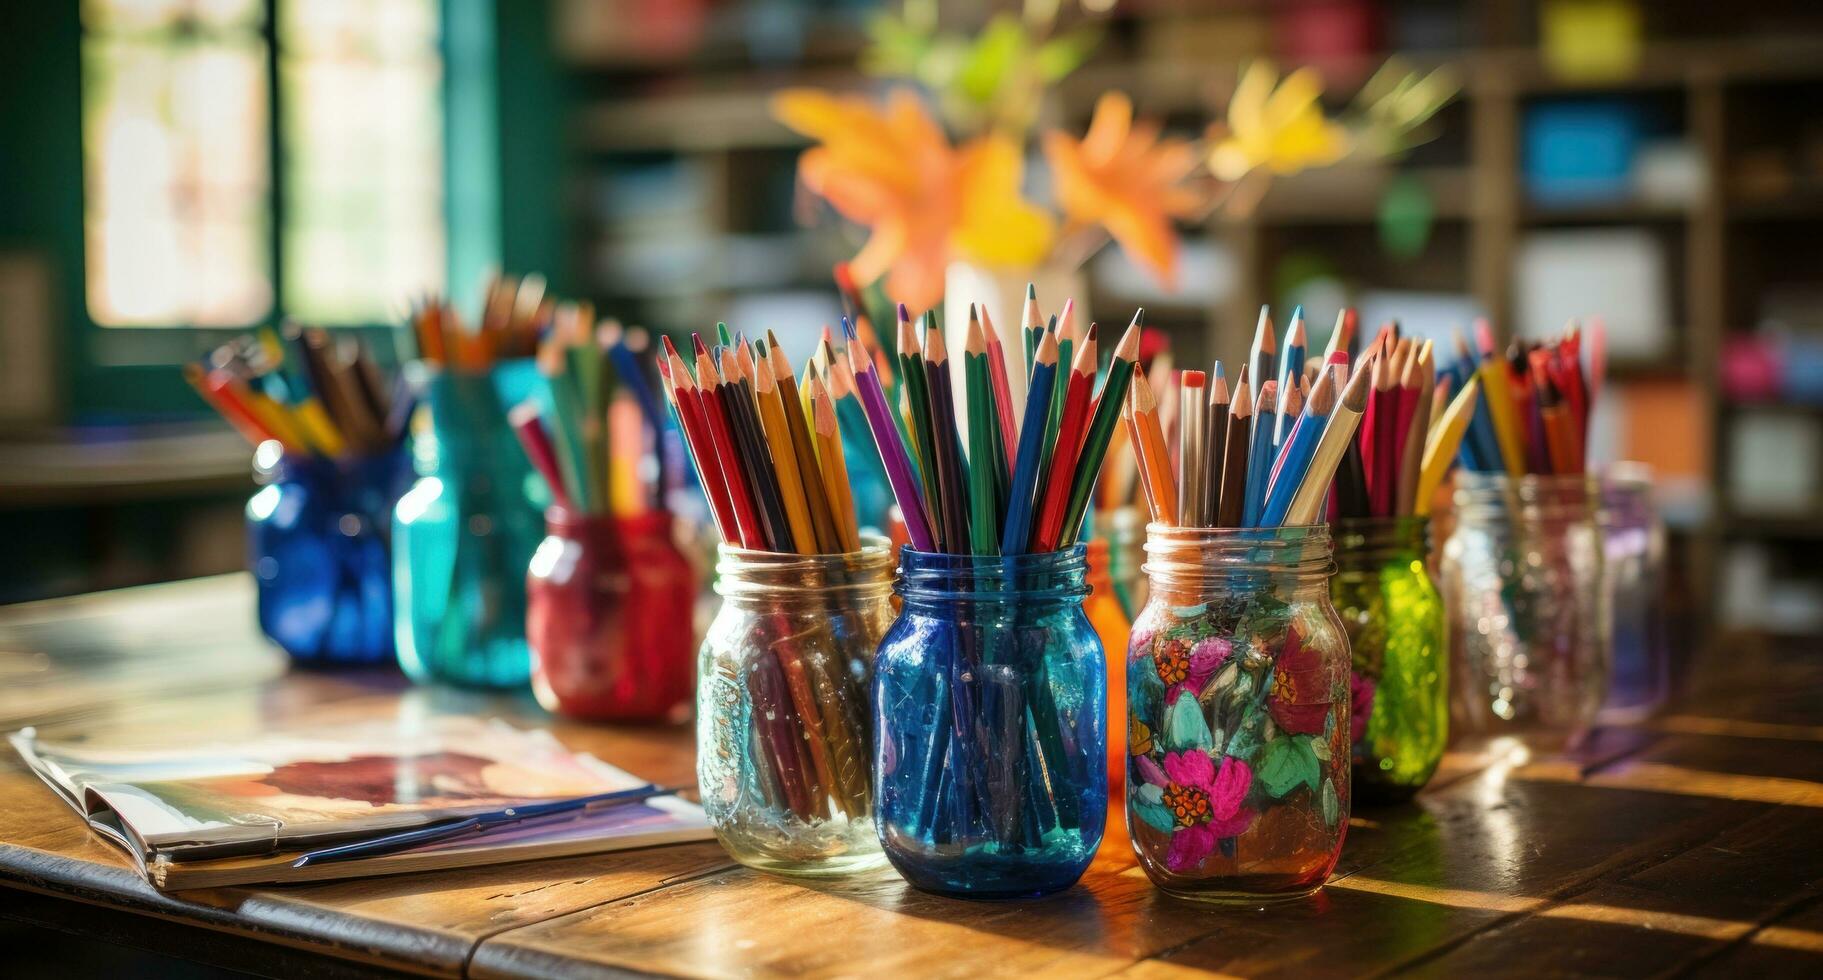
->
xmin=527 ymin=508 xmax=698 ymax=722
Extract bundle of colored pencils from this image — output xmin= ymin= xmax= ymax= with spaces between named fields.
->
xmin=1124 ymin=306 xmax=1481 ymax=529
xmin=654 ymin=324 xmax=862 ymax=555
xmin=406 ymin=274 xmax=549 ymax=371
xmin=508 ymin=303 xmax=670 ymax=519
xmin=1326 ymin=316 xmax=1485 ymax=520
xmin=1448 ymin=320 xmax=1598 ymax=481
xmin=185 ymin=325 xmax=409 ymax=459
xmin=845 ymin=294 xmax=1141 ymax=558
xmin=654 ymin=325 xmax=871 ymax=823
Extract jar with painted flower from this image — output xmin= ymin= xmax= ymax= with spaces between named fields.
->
xmin=1126 ymin=524 xmax=1349 ymax=902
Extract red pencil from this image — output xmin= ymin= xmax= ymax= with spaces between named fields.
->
xmin=661 ymin=336 xmax=738 ymax=544
xmin=692 ymin=336 xmax=766 ymax=550
xmin=979 ymin=304 xmax=1019 ymax=473
xmin=1029 ymin=323 xmax=1099 ymax=552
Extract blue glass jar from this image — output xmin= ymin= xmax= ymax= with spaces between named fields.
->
xmin=875 ymin=547 xmax=1107 ymax=898
xmin=247 ymin=440 xmax=406 ymax=667
xmin=393 ymin=362 xmax=550 ymax=688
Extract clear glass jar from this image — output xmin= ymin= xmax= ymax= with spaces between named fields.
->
xmin=1128 ymin=524 xmax=1349 ymax=903
xmin=1441 ymin=473 xmax=1609 ymax=743
xmin=1332 ymin=517 xmax=1447 ymax=801
xmin=698 ymin=537 xmax=894 ymax=876
xmin=527 ymin=508 xmax=698 ymax=722
xmin=1598 ymin=467 xmax=1668 ymax=724
xmin=393 ymin=363 xmax=550 ymax=688
xmin=875 ymin=547 xmax=1106 ymax=898
xmin=247 ymin=441 xmax=407 ymax=667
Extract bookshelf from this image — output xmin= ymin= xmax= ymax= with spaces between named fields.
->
xmin=553 ymin=2 xmax=1823 ymax=640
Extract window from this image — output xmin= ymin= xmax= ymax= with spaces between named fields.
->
xmin=81 ymin=0 xmax=444 ymax=330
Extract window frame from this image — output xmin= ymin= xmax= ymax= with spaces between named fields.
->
xmin=79 ymin=0 xmax=444 ymax=370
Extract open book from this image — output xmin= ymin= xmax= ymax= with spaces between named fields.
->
xmin=11 ymin=717 xmax=710 ymax=890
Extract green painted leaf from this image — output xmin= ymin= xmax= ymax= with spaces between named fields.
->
xmin=1321 ymin=777 xmax=1340 ymax=827
xmin=1163 ymin=692 xmax=1213 ymax=752
xmin=1257 ymin=736 xmax=1321 ymax=799
xmin=1130 ymin=783 xmax=1174 ymax=826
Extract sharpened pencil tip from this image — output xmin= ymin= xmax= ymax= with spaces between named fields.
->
xmin=897 ymin=302 xmax=910 ymax=324
xmin=841 ymin=316 xmax=857 ymax=341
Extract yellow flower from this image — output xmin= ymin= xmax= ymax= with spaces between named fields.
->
xmin=1042 ymin=92 xmax=1201 ymax=290
xmin=774 ymin=88 xmax=1053 ymax=310
xmin=1208 ymin=61 xmax=1351 ymax=182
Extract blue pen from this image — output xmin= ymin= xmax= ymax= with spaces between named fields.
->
xmin=1001 ymin=331 xmax=1058 ymax=556
xmin=291 ymin=782 xmax=681 ymax=869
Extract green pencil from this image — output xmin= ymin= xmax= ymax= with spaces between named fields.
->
xmin=964 ymin=319 xmax=999 ymax=556
xmin=1059 ymin=313 xmax=1143 ymax=546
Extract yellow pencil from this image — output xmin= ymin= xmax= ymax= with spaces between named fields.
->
xmin=753 ymin=353 xmax=818 ymax=554
xmin=809 ymin=377 xmax=862 ymax=552
xmin=1415 ymin=377 xmax=1480 ymax=516
xmin=1476 ymin=359 xmax=1526 ymax=477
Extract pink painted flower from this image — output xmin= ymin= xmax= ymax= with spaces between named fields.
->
xmin=1140 ymin=750 xmax=1257 ymax=872
xmin=1152 ymin=636 xmax=1231 ymax=705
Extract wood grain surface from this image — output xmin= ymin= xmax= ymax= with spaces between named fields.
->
xmin=3 ymin=575 xmax=1821 ymax=978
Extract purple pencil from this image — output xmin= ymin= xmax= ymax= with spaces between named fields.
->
xmin=843 ymin=318 xmax=936 ymax=551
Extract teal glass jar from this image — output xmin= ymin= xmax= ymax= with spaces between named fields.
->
xmin=875 ymin=546 xmax=1106 ymax=898
xmin=1332 ymin=517 xmax=1447 ymax=801
xmin=393 ymin=362 xmax=549 ymax=688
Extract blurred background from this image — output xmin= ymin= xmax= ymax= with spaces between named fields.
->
xmin=1 ymin=0 xmax=1821 ymax=646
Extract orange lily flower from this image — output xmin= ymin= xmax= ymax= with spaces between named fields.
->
xmin=774 ymin=88 xmax=1053 ymax=310
xmin=1043 ymin=92 xmax=1201 ymax=290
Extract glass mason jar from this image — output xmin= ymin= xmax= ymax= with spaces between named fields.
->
xmin=1332 ymin=517 xmax=1447 ymax=801
xmin=1127 ymin=524 xmax=1350 ymax=903
xmin=393 ymin=363 xmax=549 ymax=688
xmin=876 ymin=547 xmax=1106 ymax=898
xmin=1441 ymin=473 xmax=1609 ymax=742
xmin=697 ymin=537 xmax=894 ymax=876
xmin=247 ymin=441 xmax=407 ymax=667
xmin=1598 ymin=467 xmax=1669 ymax=724
xmin=527 ymin=508 xmax=699 ymax=722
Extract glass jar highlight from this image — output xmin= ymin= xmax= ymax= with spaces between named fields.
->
xmin=1127 ymin=524 xmax=1349 ymax=903
xmin=393 ymin=363 xmax=549 ymax=688
xmin=1598 ymin=466 xmax=1668 ymax=724
xmin=1441 ymin=473 xmax=1608 ymax=743
xmin=875 ymin=547 xmax=1105 ymax=898
xmin=697 ymin=537 xmax=894 ymax=876
xmin=527 ymin=508 xmax=698 ymax=722
xmin=247 ymin=441 xmax=406 ymax=667
xmin=1332 ymin=517 xmax=1447 ymax=801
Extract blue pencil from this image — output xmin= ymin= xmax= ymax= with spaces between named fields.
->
xmin=1262 ymin=375 xmax=1334 ymax=526
xmin=1272 ymin=306 xmax=1306 ymax=446
xmin=1001 ymin=329 xmax=1058 ymax=556
xmin=1243 ymin=380 xmax=1280 ymax=527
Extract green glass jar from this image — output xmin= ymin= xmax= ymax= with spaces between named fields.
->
xmin=1332 ymin=517 xmax=1447 ymax=801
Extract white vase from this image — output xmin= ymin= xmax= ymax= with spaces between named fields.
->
xmin=942 ymin=260 xmax=1088 ymax=450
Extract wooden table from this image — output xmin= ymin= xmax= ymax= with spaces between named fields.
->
xmin=2 ymin=576 xmax=1820 ymax=978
